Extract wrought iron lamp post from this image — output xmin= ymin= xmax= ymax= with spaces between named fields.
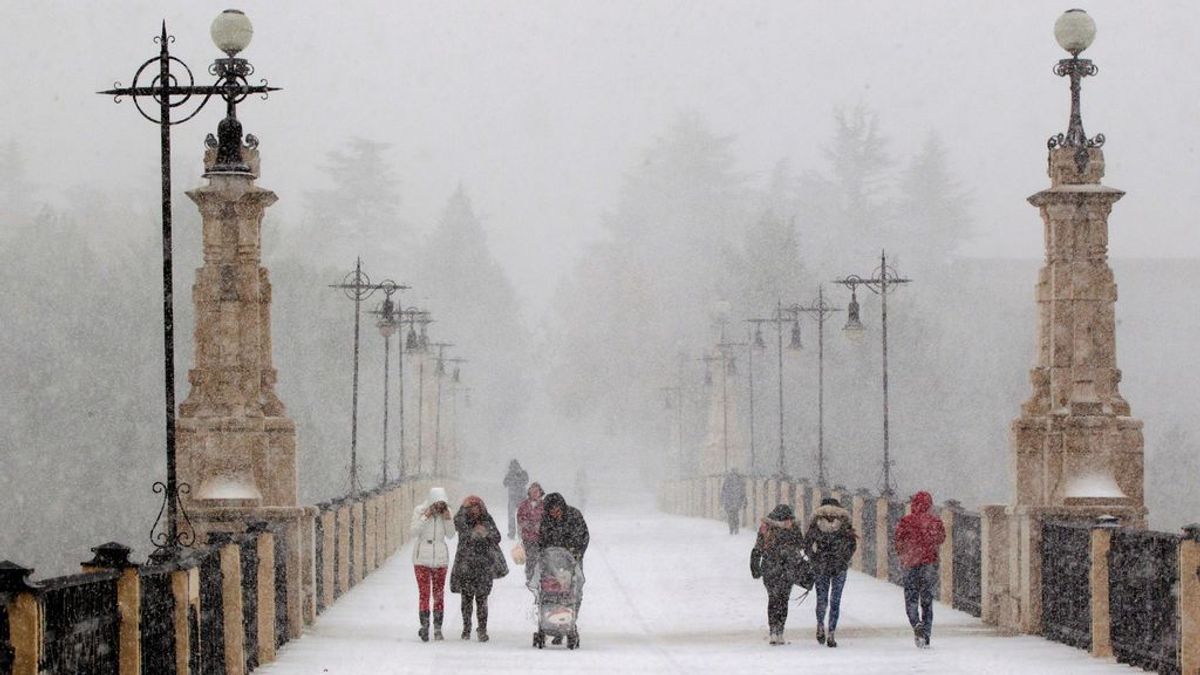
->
xmin=99 ymin=10 xmax=279 ymax=559
xmin=421 ymin=342 xmax=453 ymax=477
xmin=397 ymin=307 xmax=431 ymax=479
xmin=749 ymin=302 xmax=803 ymax=478
xmin=834 ymin=251 xmax=911 ymax=497
xmin=434 ymin=354 xmax=466 ymax=477
xmin=788 ymin=287 xmax=843 ymax=487
xmin=369 ymin=287 xmax=404 ymax=486
xmin=1048 ymin=9 xmax=1103 ymax=173
xmin=329 ymin=260 xmax=406 ymax=495
xmin=699 ymin=332 xmax=741 ymax=473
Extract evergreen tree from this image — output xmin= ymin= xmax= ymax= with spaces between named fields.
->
xmin=298 ymin=137 xmax=409 ymax=268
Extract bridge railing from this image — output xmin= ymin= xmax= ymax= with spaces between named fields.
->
xmin=0 ymin=475 xmax=457 ymax=675
xmin=659 ymin=475 xmax=1200 ymax=674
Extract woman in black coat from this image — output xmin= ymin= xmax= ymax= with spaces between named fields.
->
xmin=803 ymin=497 xmax=857 ymax=648
xmin=750 ymin=504 xmax=805 ymax=645
xmin=450 ymin=495 xmax=503 ymax=642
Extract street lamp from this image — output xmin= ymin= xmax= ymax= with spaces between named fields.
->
xmin=748 ymin=301 xmax=803 ymax=478
xmin=393 ymin=306 xmax=429 ymax=481
xmin=421 ymin=341 xmax=453 ymax=477
xmin=699 ymin=327 xmax=743 ymax=474
xmin=329 ymin=260 xmax=407 ymax=494
xmin=100 ymin=9 xmax=279 ymax=560
xmin=834 ymin=250 xmax=911 ymax=497
xmin=434 ymin=353 xmax=467 ymax=477
xmin=1048 ymin=9 xmax=1103 ymax=173
xmin=788 ymin=287 xmax=843 ymax=487
xmin=369 ymin=288 xmax=404 ymax=486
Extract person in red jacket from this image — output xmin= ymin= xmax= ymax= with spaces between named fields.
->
xmin=893 ymin=491 xmax=946 ymax=648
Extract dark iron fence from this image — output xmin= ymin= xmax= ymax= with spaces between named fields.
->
xmin=1040 ymin=521 xmax=1092 ymax=650
xmin=952 ymin=510 xmax=983 ymax=617
xmin=864 ymin=492 xmax=883 ymax=569
xmin=0 ymin=593 xmax=13 ymax=675
xmin=38 ymin=570 xmax=121 ymax=675
xmin=1108 ymin=528 xmax=1181 ymax=674
xmin=238 ymin=537 xmax=259 ymax=672
xmin=273 ymin=530 xmax=289 ymax=649
xmin=314 ymin=506 xmax=326 ymax=612
xmin=140 ymin=565 xmax=177 ymax=675
xmin=198 ymin=547 xmax=226 ymax=675
xmin=887 ymin=501 xmax=906 ymax=584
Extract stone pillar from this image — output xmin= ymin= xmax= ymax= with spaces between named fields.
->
xmin=176 ymin=149 xmax=313 ymax=640
xmin=850 ymin=493 xmax=865 ymax=572
xmin=255 ymin=530 xmax=276 ymax=665
xmin=1088 ymin=517 xmax=1118 ymax=658
xmin=939 ymin=506 xmax=956 ymax=606
xmin=336 ymin=503 xmax=351 ymax=595
xmin=319 ymin=509 xmax=336 ymax=608
xmin=1179 ymin=525 xmax=1200 ymax=674
xmin=81 ymin=543 xmax=140 ymax=675
xmin=212 ymin=537 xmax=245 ymax=675
xmin=0 ymin=562 xmax=41 ymax=675
xmin=875 ymin=498 xmax=890 ymax=580
xmin=169 ymin=564 xmax=200 ymax=674
xmin=1013 ymin=147 xmax=1144 ymax=515
xmin=994 ymin=145 xmax=1146 ymax=634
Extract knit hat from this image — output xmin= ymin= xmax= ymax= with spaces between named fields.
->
xmin=820 ymin=497 xmax=841 ymax=508
xmin=428 ymin=487 xmax=448 ymax=505
xmin=767 ymin=504 xmax=794 ymax=521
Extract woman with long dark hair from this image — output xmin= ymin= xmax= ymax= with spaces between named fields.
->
xmin=451 ymin=495 xmax=504 ymax=641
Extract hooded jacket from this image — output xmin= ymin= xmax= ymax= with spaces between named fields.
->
xmin=517 ymin=483 xmax=545 ymax=545
xmin=750 ymin=507 xmax=805 ymax=587
xmin=504 ymin=460 xmax=529 ymax=500
xmin=720 ymin=472 xmax=747 ymax=511
xmin=411 ymin=487 xmax=454 ymax=568
xmin=803 ymin=503 xmax=857 ymax=576
xmin=450 ymin=497 xmax=503 ymax=595
xmin=538 ymin=492 xmax=589 ymax=560
xmin=893 ymin=491 xmax=947 ymax=568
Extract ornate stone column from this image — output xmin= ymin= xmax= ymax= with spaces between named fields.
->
xmin=177 ymin=148 xmax=313 ymax=623
xmin=178 ymin=147 xmax=297 ymax=511
xmin=1011 ymin=146 xmax=1145 ymax=516
xmin=986 ymin=10 xmax=1147 ymax=635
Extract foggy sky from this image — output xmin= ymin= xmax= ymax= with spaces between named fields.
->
xmin=5 ymin=1 xmax=1198 ymax=316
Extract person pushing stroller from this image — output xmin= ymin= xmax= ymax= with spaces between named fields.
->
xmin=531 ymin=492 xmax=589 ymax=647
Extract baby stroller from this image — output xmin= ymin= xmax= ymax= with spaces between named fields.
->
xmin=528 ymin=546 xmax=584 ymax=649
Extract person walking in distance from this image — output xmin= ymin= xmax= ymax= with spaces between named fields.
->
xmin=503 ymin=459 xmax=529 ymax=539
xmin=720 ymin=469 xmax=747 ymax=534
xmin=451 ymin=495 xmax=504 ymax=642
xmin=804 ymin=497 xmax=856 ymax=648
xmin=411 ymin=487 xmax=454 ymax=642
xmin=894 ymin=491 xmax=946 ymax=648
xmin=517 ymin=481 xmax=546 ymax=583
xmin=750 ymin=504 xmax=805 ymax=645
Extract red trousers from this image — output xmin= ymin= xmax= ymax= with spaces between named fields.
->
xmin=414 ymin=565 xmax=447 ymax=613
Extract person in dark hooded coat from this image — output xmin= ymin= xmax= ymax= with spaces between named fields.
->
xmin=750 ymin=503 xmax=805 ymax=645
xmin=450 ymin=496 xmax=503 ymax=642
xmin=803 ymin=497 xmax=856 ymax=648
xmin=538 ymin=492 xmax=589 ymax=643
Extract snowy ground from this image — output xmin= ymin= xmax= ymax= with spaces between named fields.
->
xmin=259 ymin=507 xmax=1132 ymax=674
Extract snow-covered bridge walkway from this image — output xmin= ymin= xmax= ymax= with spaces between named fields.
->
xmin=259 ymin=507 xmax=1130 ymax=674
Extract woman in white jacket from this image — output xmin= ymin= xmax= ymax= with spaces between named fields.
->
xmin=412 ymin=486 xmax=454 ymax=641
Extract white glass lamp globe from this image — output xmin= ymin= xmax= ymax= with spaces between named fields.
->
xmin=211 ymin=9 xmax=254 ymax=57
xmin=1054 ymin=9 xmax=1095 ymax=56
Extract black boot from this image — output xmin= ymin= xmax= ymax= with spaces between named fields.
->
xmin=418 ymin=610 xmax=430 ymax=642
xmin=432 ymin=610 xmax=444 ymax=641
xmin=476 ymin=595 xmax=490 ymax=642
xmin=461 ymin=596 xmax=473 ymax=640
